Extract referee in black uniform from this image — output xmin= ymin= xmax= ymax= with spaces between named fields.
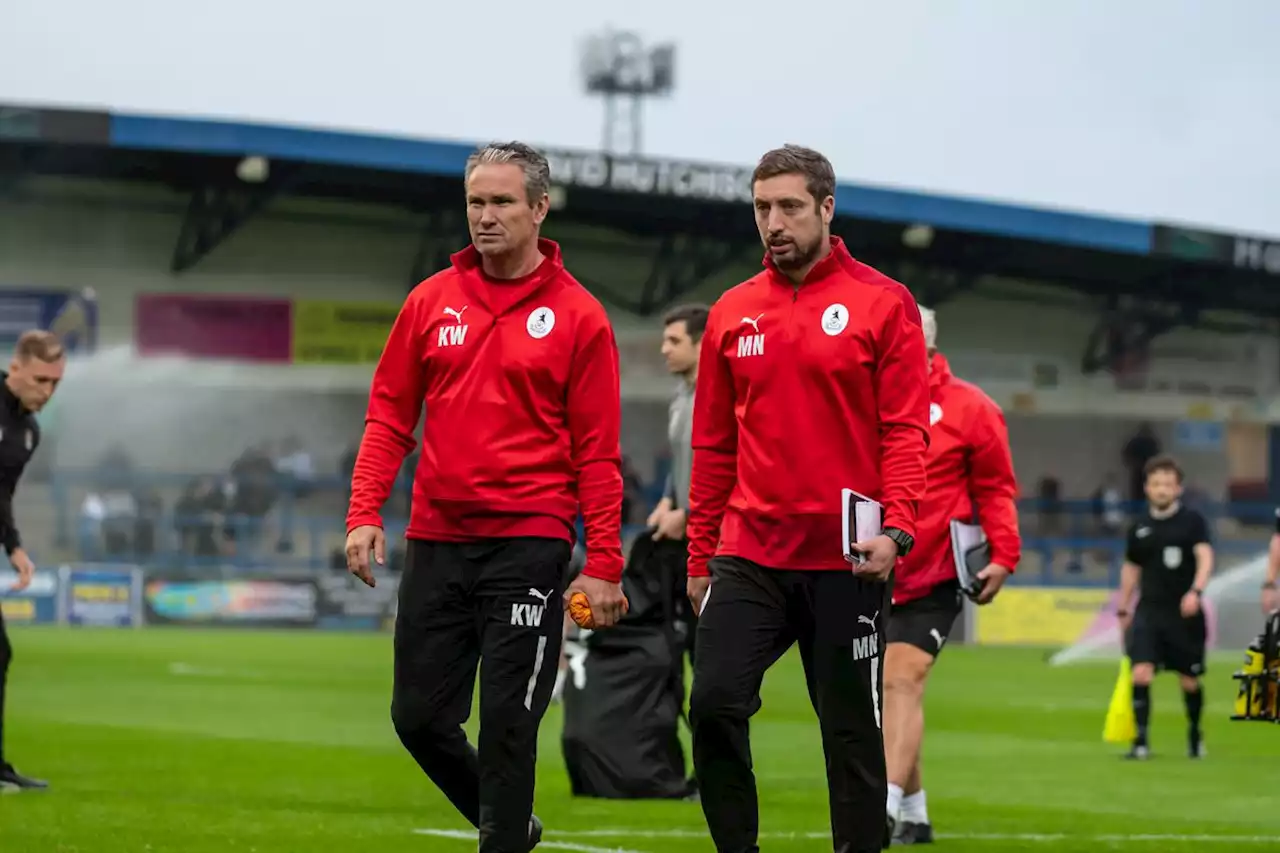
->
xmin=0 ymin=330 xmax=65 ymax=792
xmin=1115 ymin=454 xmax=1214 ymax=760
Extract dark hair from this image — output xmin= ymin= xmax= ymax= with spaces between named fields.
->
xmin=751 ymin=144 xmax=837 ymax=206
xmin=1143 ymin=454 xmax=1184 ymax=483
xmin=662 ymin=303 xmax=710 ymax=341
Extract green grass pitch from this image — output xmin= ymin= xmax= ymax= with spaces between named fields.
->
xmin=2 ymin=626 xmax=1277 ymax=852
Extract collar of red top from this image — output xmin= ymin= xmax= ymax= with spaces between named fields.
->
xmin=929 ymin=351 xmax=953 ymax=389
xmin=450 ymin=237 xmax=565 ymax=281
xmin=762 ymin=236 xmax=858 ymax=286
xmin=449 ymin=238 xmax=566 ymax=314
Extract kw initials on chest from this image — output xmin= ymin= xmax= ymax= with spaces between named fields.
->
xmin=438 ymin=305 xmax=470 ymax=348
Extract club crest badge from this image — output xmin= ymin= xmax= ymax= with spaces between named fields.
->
xmin=527 ymin=307 xmax=556 ymax=339
xmin=822 ymin=303 xmax=849 ymax=336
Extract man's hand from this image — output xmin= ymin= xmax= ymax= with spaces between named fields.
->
xmin=8 ymin=547 xmax=34 ymax=592
xmin=1264 ymin=585 xmax=1278 ymax=616
xmin=851 ymin=535 xmax=898 ymax=582
xmin=974 ymin=563 xmax=1013 ymax=605
xmin=652 ymin=508 xmax=687 ymax=541
xmin=345 ymin=525 xmax=386 ymax=588
xmin=687 ymin=575 xmax=711 ymax=615
xmin=1180 ymin=590 xmax=1202 ymax=618
xmin=646 ymin=498 xmax=673 ymax=529
xmin=565 ymin=574 xmax=628 ymax=628
xmin=1117 ymin=610 xmax=1133 ymax=635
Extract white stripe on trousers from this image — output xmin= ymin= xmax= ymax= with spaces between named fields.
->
xmin=523 ymin=635 xmax=548 ymax=710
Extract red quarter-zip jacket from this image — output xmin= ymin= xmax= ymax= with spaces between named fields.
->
xmin=893 ymin=352 xmax=1021 ymax=605
xmin=346 ymin=239 xmax=625 ymax=583
xmin=686 ymin=237 xmax=931 ymax=578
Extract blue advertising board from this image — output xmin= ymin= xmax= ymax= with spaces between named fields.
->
xmin=0 ymin=288 xmax=98 ymax=354
xmin=1174 ymin=420 xmax=1224 ymax=451
xmin=142 ymin=574 xmax=318 ymax=628
xmin=61 ymin=566 xmax=143 ymax=627
xmin=0 ymin=570 xmax=59 ymax=625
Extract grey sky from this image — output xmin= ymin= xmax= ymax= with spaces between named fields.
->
xmin=4 ymin=0 xmax=1277 ymax=236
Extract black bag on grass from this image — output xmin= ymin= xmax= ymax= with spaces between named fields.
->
xmin=560 ymin=534 xmax=696 ymax=799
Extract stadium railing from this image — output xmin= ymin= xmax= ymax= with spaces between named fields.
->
xmin=44 ymin=469 xmax=1276 ymax=587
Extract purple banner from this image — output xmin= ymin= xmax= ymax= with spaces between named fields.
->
xmin=135 ymin=294 xmax=292 ymax=362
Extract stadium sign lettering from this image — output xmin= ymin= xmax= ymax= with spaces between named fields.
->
xmin=546 ymin=150 xmax=752 ymax=203
xmin=1233 ymin=237 xmax=1280 ymax=276
xmin=74 ymin=583 xmax=129 ymax=602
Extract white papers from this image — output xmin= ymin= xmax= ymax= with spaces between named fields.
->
xmin=950 ymin=520 xmax=990 ymax=598
xmin=842 ymin=488 xmax=883 ymax=565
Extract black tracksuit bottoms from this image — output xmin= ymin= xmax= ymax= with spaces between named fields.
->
xmin=0 ymin=608 xmax=10 ymax=766
xmin=391 ymin=537 xmax=571 ymax=853
xmin=689 ymin=556 xmax=892 ymax=853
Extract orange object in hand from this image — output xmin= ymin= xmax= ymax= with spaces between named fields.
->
xmin=567 ymin=591 xmax=597 ymax=629
xmin=567 ymin=589 xmax=629 ymax=629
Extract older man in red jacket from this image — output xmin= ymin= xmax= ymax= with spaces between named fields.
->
xmin=344 ymin=141 xmax=626 ymax=853
xmin=882 ymin=306 xmax=1021 ymax=845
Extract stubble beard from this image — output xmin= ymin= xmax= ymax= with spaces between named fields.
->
xmin=771 ymin=234 xmax=823 ymax=272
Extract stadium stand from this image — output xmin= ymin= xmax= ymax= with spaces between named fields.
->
xmin=2 ymin=101 xmax=1279 ymax=636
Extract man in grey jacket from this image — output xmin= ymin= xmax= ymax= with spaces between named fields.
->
xmin=647 ymin=303 xmax=709 ymax=542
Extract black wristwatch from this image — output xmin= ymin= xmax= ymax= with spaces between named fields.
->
xmin=883 ymin=526 xmax=914 ymax=557
xmin=1263 ymin=581 xmax=1277 ymax=591
xmin=1191 ymin=588 xmax=1204 ymax=598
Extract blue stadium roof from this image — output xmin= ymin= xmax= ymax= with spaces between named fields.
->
xmin=107 ymin=111 xmax=1152 ymax=253
xmin=109 ymin=111 xmax=1155 ymax=256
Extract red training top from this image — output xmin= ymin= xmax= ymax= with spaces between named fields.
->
xmin=346 ymin=239 xmax=625 ymax=583
xmin=686 ymin=237 xmax=931 ymax=578
xmin=894 ymin=352 xmax=1021 ymax=605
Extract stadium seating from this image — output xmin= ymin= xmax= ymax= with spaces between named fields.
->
xmin=32 ymin=468 xmax=1276 ymax=586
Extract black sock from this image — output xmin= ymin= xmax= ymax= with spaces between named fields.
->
xmin=0 ymin=657 xmax=8 ymax=768
xmin=1133 ymin=684 xmax=1151 ymax=745
xmin=1184 ymin=686 xmax=1203 ymax=736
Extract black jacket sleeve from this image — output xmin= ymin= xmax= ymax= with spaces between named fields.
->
xmin=0 ymin=477 xmax=21 ymax=555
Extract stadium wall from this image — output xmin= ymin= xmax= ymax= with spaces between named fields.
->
xmin=0 ymin=565 xmax=399 ymax=632
xmin=3 ymin=566 xmax=1254 ymax=660
xmin=0 ymin=176 xmax=1271 ymax=486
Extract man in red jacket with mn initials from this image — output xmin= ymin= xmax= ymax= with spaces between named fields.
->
xmin=685 ymin=145 xmax=931 ymax=853
xmin=344 ymin=141 xmax=627 ymax=853
xmin=882 ymin=305 xmax=1020 ymax=845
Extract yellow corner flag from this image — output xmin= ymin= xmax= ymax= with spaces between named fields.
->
xmin=1103 ymin=656 xmax=1137 ymax=744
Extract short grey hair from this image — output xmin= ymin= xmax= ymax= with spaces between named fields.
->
xmin=464 ymin=141 xmax=551 ymax=205
xmin=918 ymin=304 xmax=938 ymax=350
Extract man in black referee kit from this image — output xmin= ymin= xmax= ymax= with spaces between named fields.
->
xmin=1116 ymin=454 xmax=1214 ymax=760
xmin=0 ymin=330 xmax=65 ymax=791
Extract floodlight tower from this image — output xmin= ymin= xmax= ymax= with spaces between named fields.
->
xmin=579 ymin=29 xmax=676 ymax=156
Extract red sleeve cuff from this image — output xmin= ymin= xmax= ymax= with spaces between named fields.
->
xmin=345 ymin=514 xmax=384 ymax=534
xmin=990 ymin=544 xmax=1021 ymax=572
xmin=884 ymin=514 xmax=916 ymax=541
xmin=582 ymin=556 xmax=623 ymax=585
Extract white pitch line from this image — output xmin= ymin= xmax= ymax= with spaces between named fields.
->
xmin=418 ymin=827 xmax=1279 ymax=844
xmin=168 ymin=661 xmax=268 ymax=679
xmin=413 ymin=828 xmax=644 ymax=853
